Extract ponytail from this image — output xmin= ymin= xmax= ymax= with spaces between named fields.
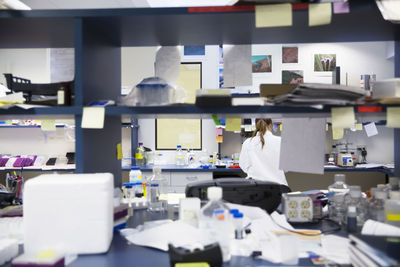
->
xmin=251 ymin=118 xmax=272 ymax=149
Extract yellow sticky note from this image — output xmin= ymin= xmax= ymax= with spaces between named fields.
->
xmin=332 ymin=127 xmax=344 ymax=140
xmin=81 ymin=107 xmax=105 ymax=129
xmin=216 ymin=136 xmax=223 ymax=143
xmin=117 ymin=143 xmax=123 ymax=160
xmin=279 ymin=124 xmax=283 ymax=131
xmin=309 ymin=3 xmax=332 ymax=26
xmin=37 ymin=249 xmax=56 ymax=260
xmin=175 ymin=263 xmax=210 ymax=267
xmin=331 ymin=107 xmax=355 ymax=129
xmin=225 ymin=117 xmax=242 ymax=132
xmin=356 ymin=123 xmax=363 ymax=131
xmin=255 ymin=4 xmax=292 ymax=28
xmin=326 ymin=124 xmax=329 ymax=131
xmin=41 ymin=119 xmax=56 ymax=131
xmin=386 ymin=107 xmax=400 ymax=128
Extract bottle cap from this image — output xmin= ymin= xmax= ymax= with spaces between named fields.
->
xmin=390 ymin=191 xmax=400 ymax=200
xmin=131 ymin=166 xmax=140 ymax=170
xmin=229 ymin=209 xmax=239 ymax=215
xmin=375 ymin=191 xmax=387 ymax=200
xmin=389 ymin=177 xmax=399 ymax=186
xmin=207 ymin=186 xmax=222 ymax=200
xmin=139 ymin=142 xmax=143 ymax=146
xmin=177 ymin=145 xmax=182 ymax=148
xmin=334 ymin=174 xmax=346 ymax=183
xmin=213 ymin=209 xmax=224 ymax=214
xmin=234 ymin=212 xmax=244 ymax=218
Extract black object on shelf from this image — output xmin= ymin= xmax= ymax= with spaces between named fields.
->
xmin=168 ymin=243 xmax=222 ymax=267
xmin=4 ymin=73 xmax=74 ymax=106
xmin=185 ymin=178 xmax=291 ymax=214
xmin=46 ymin=158 xmax=57 ymax=166
xmin=66 ymin=152 xmax=75 ymax=165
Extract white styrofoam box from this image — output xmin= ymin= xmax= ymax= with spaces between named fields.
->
xmin=23 ymin=173 xmax=114 ymax=255
xmin=373 ymin=78 xmax=400 ymax=98
xmin=0 ymin=238 xmax=18 ymax=265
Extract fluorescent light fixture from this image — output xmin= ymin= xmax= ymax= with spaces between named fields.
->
xmin=0 ymin=0 xmax=31 ymax=10
xmin=145 ymin=0 xmax=239 ymax=8
xmin=376 ymin=0 xmax=400 ymax=23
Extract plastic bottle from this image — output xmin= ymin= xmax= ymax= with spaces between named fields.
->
xmin=187 ymin=149 xmax=196 ymax=165
xmin=135 ymin=143 xmax=146 ymax=166
xmin=147 ymin=167 xmax=167 ymax=211
xmin=129 ymin=166 xmax=142 ymax=183
xmin=233 ymin=212 xmax=244 ymax=239
xmin=385 ymin=191 xmax=400 ymax=228
xmin=212 ymin=209 xmax=231 ymax=262
xmin=199 ymin=187 xmax=230 ymax=261
xmin=328 ymin=174 xmax=350 ymax=195
xmin=370 ymin=190 xmax=386 ymax=222
xmin=345 ymin=186 xmax=367 ymax=226
xmin=175 ymin=145 xmax=185 ymax=166
xmin=347 ymin=206 xmax=357 ymax=233
xmin=329 ymin=193 xmax=346 ymax=224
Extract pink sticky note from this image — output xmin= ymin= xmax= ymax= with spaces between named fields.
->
xmin=333 ymin=2 xmax=349 ymax=14
xmin=216 ymin=128 xmax=223 ymax=136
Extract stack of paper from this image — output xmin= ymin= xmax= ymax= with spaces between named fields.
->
xmin=271 ymin=83 xmax=366 ymax=106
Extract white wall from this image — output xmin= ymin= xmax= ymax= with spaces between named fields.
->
xmin=248 ymin=41 xmax=395 ymax=93
xmin=0 ymin=49 xmax=50 ymax=85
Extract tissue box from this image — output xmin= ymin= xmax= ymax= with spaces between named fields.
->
xmin=23 ymin=173 xmax=114 ymax=255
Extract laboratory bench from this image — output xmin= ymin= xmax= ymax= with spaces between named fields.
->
xmin=31 ymin=209 xmax=344 ymax=267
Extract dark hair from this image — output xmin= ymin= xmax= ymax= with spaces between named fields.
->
xmin=252 ymin=118 xmax=272 ymax=149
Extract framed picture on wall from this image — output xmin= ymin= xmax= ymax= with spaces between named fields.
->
xmin=282 ymin=70 xmax=304 ymax=84
xmin=282 ymin=46 xmax=298 ymax=63
xmin=314 ymin=54 xmax=336 ymax=72
xmin=252 ymin=55 xmax=272 ymax=73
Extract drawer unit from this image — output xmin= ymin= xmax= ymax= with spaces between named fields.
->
xmin=170 ymin=172 xmax=212 ymax=187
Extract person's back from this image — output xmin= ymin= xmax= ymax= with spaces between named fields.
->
xmin=239 ymin=119 xmax=287 ymax=186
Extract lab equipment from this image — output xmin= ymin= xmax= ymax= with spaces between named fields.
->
xmin=212 ymin=209 xmax=231 ymax=261
xmin=233 ymin=212 xmax=244 ymax=240
xmin=23 ymin=173 xmax=114 ymax=255
xmin=328 ymin=174 xmax=350 ymax=194
xmin=135 ymin=143 xmax=146 ymax=166
xmin=329 ymin=194 xmax=347 ymax=225
xmin=168 ymin=243 xmax=222 ymax=267
xmin=282 ymin=193 xmax=314 ymax=223
xmin=345 ymin=185 xmax=368 ymax=226
xmin=186 ymin=178 xmax=290 ymax=214
xmin=175 ymin=145 xmax=185 ymax=166
xmin=369 ymin=190 xmax=386 ymax=222
xmin=147 ymin=167 xmax=167 ymax=211
xmin=388 ymin=177 xmax=399 ymax=191
xmin=337 ymin=153 xmax=354 ymax=167
xmin=385 ymin=191 xmax=400 ymax=228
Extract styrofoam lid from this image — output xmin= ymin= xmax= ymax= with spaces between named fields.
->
xmin=334 ymin=174 xmax=346 ymax=182
xmin=375 ymin=191 xmax=387 ymax=199
xmin=390 ymin=191 xmax=400 ymax=200
xmin=207 ymin=186 xmax=222 ymax=200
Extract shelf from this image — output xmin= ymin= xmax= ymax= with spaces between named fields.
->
xmin=0 ymin=165 xmax=75 ymax=172
xmin=0 ymin=106 xmax=80 ymax=115
xmin=0 ymin=0 xmax=399 ymax=48
xmin=106 ymin=104 xmax=395 ymax=118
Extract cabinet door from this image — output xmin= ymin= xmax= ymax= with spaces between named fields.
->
xmin=169 ymin=172 xmax=212 ymax=193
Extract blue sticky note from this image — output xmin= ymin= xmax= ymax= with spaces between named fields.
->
xmin=184 ymin=46 xmax=205 ymax=56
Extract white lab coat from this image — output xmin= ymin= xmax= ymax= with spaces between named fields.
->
xmin=239 ymin=131 xmax=288 ymax=186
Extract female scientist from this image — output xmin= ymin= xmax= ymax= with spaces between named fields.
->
xmin=239 ymin=118 xmax=288 ymax=186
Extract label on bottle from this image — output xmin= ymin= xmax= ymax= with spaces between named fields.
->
xmin=387 ymin=214 xmax=400 ymax=221
xmin=57 ymin=90 xmax=65 ymax=105
xmin=135 ymin=153 xmax=143 ymax=159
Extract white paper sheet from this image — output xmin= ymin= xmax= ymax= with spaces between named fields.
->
xmin=154 ymin=46 xmax=181 ymax=84
xmin=321 ymin=235 xmax=350 ymax=264
xmin=364 ymin=122 xmax=378 ymax=137
xmin=125 ymin=220 xmax=211 ymax=251
xmin=280 ymin=118 xmax=326 ymax=174
xmin=223 ymin=45 xmax=252 ymax=87
xmin=361 ymin=220 xmax=400 ymax=236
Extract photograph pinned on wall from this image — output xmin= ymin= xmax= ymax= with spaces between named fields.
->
xmin=282 ymin=46 xmax=298 ymax=63
xmin=252 ymin=55 xmax=272 ymax=73
xmin=282 ymin=70 xmax=304 ymax=84
xmin=314 ymin=54 xmax=336 ymax=72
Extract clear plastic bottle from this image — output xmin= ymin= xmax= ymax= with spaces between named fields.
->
xmin=370 ymin=190 xmax=386 ymax=222
xmin=199 ymin=187 xmax=231 ymax=261
xmin=347 ymin=206 xmax=357 ymax=233
xmin=147 ymin=166 xmax=167 ymax=211
xmin=135 ymin=142 xmax=146 ymax=166
xmin=345 ymin=186 xmax=367 ymax=226
xmin=385 ymin=191 xmax=400 ymax=228
xmin=329 ymin=193 xmax=346 ymax=224
xmin=328 ymin=174 xmax=350 ymax=195
xmin=388 ymin=177 xmax=400 ymax=191
xmin=175 ymin=145 xmax=185 ymax=166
